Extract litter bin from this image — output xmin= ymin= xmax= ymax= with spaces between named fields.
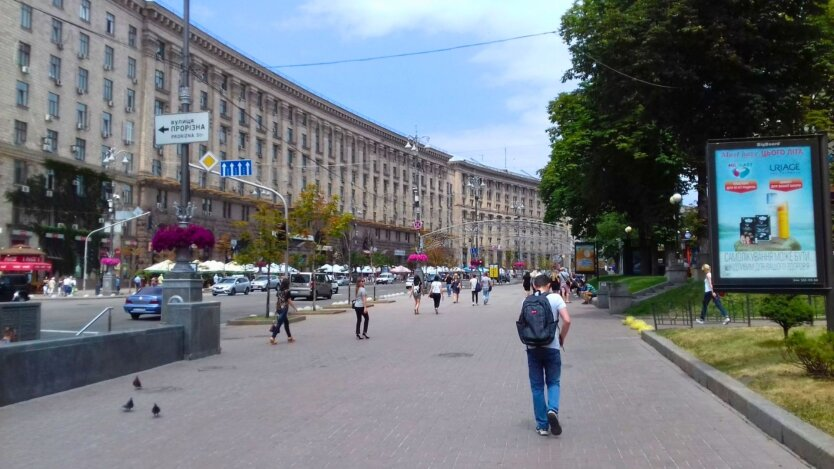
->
xmin=595 ymin=282 xmax=609 ymax=308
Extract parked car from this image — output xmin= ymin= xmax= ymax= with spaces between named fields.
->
xmin=405 ymin=276 xmax=414 ymax=288
xmin=335 ymin=274 xmax=350 ymax=286
xmin=211 ymin=276 xmax=251 ymax=296
xmin=375 ymin=272 xmax=396 ymax=284
xmin=289 ymin=272 xmax=332 ymax=300
xmin=251 ymin=274 xmax=279 ymax=292
xmin=326 ymin=274 xmax=339 ymax=294
xmin=0 ymin=274 xmax=32 ymax=302
xmin=123 ymin=286 xmax=163 ymax=319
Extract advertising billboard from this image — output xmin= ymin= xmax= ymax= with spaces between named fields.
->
xmin=574 ymin=242 xmax=597 ymax=274
xmin=706 ymin=135 xmax=830 ymax=292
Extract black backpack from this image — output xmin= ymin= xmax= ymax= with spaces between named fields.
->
xmin=516 ymin=292 xmax=558 ymax=346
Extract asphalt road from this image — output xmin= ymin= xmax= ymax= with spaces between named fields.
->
xmin=37 ymin=281 xmax=414 ymax=338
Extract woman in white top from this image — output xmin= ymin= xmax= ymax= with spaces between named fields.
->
xmin=354 ymin=278 xmax=370 ymax=339
xmin=697 ymin=264 xmax=730 ymax=324
xmin=429 ymin=275 xmax=444 ymax=314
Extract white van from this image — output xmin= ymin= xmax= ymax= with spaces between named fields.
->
xmin=375 ymin=272 xmax=395 ymax=284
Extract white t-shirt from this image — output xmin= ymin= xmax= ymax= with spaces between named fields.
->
xmin=480 ymin=276 xmax=491 ymax=291
xmin=354 ymin=287 xmax=366 ymax=307
xmin=430 ymin=281 xmax=442 ymax=294
xmin=469 ymin=277 xmax=478 ymax=290
xmin=521 ymin=291 xmax=565 ymax=350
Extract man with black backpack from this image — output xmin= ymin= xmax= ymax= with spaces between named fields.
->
xmin=517 ymin=274 xmax=571 ymax=436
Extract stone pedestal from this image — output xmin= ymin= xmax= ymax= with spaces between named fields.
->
xmin=608 ymin=282 xmax=633 ymax=315
xmin=666 ymin=264 xmax=688 ymax=284
xmin=595 ymin=282 xmax=610 ymax=309
xmin=101 ymin=269 xmax=114 ymax=296
xmin=0 ymin=302 xmax=40 ymax=341
xmin=163 ymin=301 xmax=221 ymax=360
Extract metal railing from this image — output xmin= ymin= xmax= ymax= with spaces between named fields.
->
xmin=76 ymin=307 xmax=113 ymax=336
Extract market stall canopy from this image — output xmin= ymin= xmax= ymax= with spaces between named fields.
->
xmin=223 ymin=261 xmax=246 ymax=272
xmin=390 ymin=265 xmax=411 ymax=274
xmin=144 ymin=259 xmax=175 ymax=273
xmin=0 ymin=245 xmax=52 ymax=272
xmin=198 ymin=260 xmax=226 ymax=272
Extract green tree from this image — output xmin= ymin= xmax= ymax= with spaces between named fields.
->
xmin=233 ymin=202 xmax=287 ymax=317
xmin=760 ymin=294 xmax=815 ymax=339
xmin=556 ymin=0 xmax=834 ymax=254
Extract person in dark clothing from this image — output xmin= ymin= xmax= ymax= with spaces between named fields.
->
xmin=522 ymin=271 xmax=532 ymax=296
xmin=270 ymin=278 xmax=297 ymax=344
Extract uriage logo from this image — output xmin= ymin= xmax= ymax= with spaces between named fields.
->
xmin=769 ymin=162 xmax=801 ymax=173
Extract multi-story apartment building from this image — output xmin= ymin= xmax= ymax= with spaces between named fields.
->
xmin=0 ymin=0 xmax=567 ymax=276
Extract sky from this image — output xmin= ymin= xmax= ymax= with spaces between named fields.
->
xmin=152 ymin=0 xmax=577 ymax=178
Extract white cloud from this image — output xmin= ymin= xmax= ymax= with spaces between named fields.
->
xmin=282 ymin=0 xmax=575 ymax=174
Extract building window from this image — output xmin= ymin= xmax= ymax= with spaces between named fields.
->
xmin=79 ymin=33 xmax=89 ymax=58
xmin=200 ymin=91 xmax=208 ymax=110
xmin=220 ymin=100 xmax=228 ymax=117
xmin=79 ymin=0 xmax=90 ymax=22
xmin=46 ymin=130 xmax=58 ymax=153
xmin=126 ymin=89 xmax=135 ymax=110
xmin=256 ymin=139 xmax=264 ymax=157
xmin=20 ymin=3 xmax=32 ymax=30
xmin=105 ymin=13 xmax=115 ymax=35
xmin=102 ymin=112 xmax=112 ymax=137
xmin=154 ymin=100 xmax=165 ymax=115
xmin=53 ymin=0 xmax=63 ymax=8
xmin=104 ymin=46 xmax=114 ymax=70
xmin=124 ymin=121 xmax=134 ymax=144
xmin=103 ymin=79 xmax=113 ymax=102
xmin=49 ymin=56 xmax=62 ymax=81
xmin=77 ymin=68 xmax=88 ymax=93
xmin=76 ymin=103 xmax=88 ymax=128
xmin=238 ymin=108 xmax=246 ymax=125
xmin=156 ymin=41 xmax=165 ymax=60
xmin=155 ymin=70 xmax=165 ymax=90
xmin=15 ymin=81 xmax=29 ymax=107
xmin=74 ymin=138 xmax=86 ymax=161
xmin=238 ymin=132 xmax=247 ymax=149
xmin=14 ymin=120 xmax=27 ymax=145
xmin=219 ymin=126 xmax=228 ymax=145
xmin=100 ymin=145 xmax=111 ymax=166
xmin=51 ymin=19 xmax=63 ymax=45
xmin=48 ymin=92 xmax=60 ymax=118
xmin=17 ymin=42 xmax=31 ymax=67
xmin=221 ymin=74 xmax=228 ymax=91
xmin=128 ymin=25 xmax=137 ymax=47
xmin=152 ymin=160 xmax=162 ymax=176
xmin=127 ymin=57 xmax=137 ymax=79
xmin=14 ymin=160 xmax=28 ymax=184
xmin=287 ymin=127 xmax=293 ymax=143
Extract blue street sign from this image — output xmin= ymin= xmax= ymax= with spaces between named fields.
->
xmin=219 ymin=159 xmax=253 ymax=177
xmin=470 ymin=247 xmax=478 ymax=256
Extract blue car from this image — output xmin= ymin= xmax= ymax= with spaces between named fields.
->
xmin=123 ymin=286 xmax=163 ymax=319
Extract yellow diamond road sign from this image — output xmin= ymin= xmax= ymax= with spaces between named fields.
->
xmin=199 ymin=151 xmax=218 ymax=171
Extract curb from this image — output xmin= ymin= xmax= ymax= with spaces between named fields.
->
xmin=642 ymin=331 xmax=834 ymax=469
xmin=226 ymin=315 xmax=306 ymax=326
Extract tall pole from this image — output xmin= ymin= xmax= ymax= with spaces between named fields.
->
xmin=178 ymin=0 xmax=191 ymax=228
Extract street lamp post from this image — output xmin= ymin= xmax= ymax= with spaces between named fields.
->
xmin=623 ymin=225 xmax=633 ymax=275
xmin=405 ymin=131 xmax=429 ymax=280
xmin=467 ymin=176 xmax=485 ymax=269
xmin=511 ymin=201 xmax=524 ymax=271
xmin=669 ymin=192 xmax=683 ymax=265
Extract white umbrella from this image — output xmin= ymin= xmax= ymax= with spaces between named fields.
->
xmin=361 ymin=266 xmax=373 ymax=273
xmin=223 ymin=261 xmax=246 ymax=272
xmin=145 ymin=259 xmax=174 ymax=273
xmin=318 ymin=264 xmax=333 ymax=272
xmin=198 ymin=260 xmax=226 ymax=272
xmin=274 ymin=263 xmax=298 ymax=274
xmin=390 ymin=265 xmax=411 ymax=274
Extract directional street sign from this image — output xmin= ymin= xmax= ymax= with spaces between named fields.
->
xmin=154 ymin=112 xmax=210 ymax=145
xmin=199 ymin=151 xmax=218 ymax=171
xmin=219 ymin=159 xmax=253 ymax=177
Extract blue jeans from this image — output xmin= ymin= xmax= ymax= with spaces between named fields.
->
xmin=700 ymin=292 xmax=728 ymax=320
xmin=526 ymin=347 xmax=562 ymax=430
xmin=272 ymin=306 xmax=291 ymax=338
xmin=482 ymin=288 xmax=491 ymax=304
xmin=446 ymin=284 xmax=452 ymax=296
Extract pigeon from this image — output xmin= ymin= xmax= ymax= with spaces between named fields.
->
xmin=122 ymin=398 xmax=134 ymax=412
xmin=133 ymin=376 xmax=142 ymax=390
xmin=152 ymin=403 xmax=161 ymax=417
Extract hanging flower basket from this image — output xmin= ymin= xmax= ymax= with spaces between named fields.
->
xmin=100 ymin=257 xmax=121 ymax=267
xmin=470 ymin=258 xmax=483 ymax=267
xmin=513 ymin=261 xmax=526 ymax=269
xmin=151 ymin=224 xmax=215 ymax=252
xmin=407 ymin=253 xmax=428 ymax=263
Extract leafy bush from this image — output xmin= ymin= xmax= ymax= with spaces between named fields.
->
xmin=759 ymin=294 xmax=814 ymax=339
xmin=784 ymin=331 xmax=834 ymax=379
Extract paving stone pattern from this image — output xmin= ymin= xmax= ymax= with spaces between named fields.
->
xmin=0 ymin=286 xmax=808 ymax=468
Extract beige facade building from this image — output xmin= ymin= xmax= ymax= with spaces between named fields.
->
xmin=0 ymin=0 xmax=570 ymax=276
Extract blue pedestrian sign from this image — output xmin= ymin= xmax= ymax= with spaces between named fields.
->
xmin=219 ymin=159 xmax=253 ymax=177
xmin=470 ymin=247 xmax=479 ymax=257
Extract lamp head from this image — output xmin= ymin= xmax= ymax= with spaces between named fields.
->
xmin=669 ymin=193 xmax=682 ymax=205
xmin=625 ymin=226 xmax=632 ymax=234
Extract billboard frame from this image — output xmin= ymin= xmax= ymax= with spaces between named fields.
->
xmin=705 ymin=134 xmax=831 ymax=294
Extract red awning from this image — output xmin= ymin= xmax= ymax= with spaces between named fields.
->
xmin=0 ymin=261 xmax=52 ymax=272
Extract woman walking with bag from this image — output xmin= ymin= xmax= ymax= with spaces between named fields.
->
xmin=270 ymin=278 xmax=297 ymax=344
xmin=451 ymin=274 xmax=461 ymax=303
xmin=411 ymin=274 xmax=423 ymax=314
xmin=354 ymin=278 xmax=370 ymax=339
xmin=429 ymin=275 xmax=444 ymax=314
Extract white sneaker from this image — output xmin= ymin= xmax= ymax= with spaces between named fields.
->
xmin=695 ymin=318 xmax=704 ymax=324
xmin=723 ymin=317 xmax=731 ymax=325
xmin=536 ymin=428 xmax=550 ymax=436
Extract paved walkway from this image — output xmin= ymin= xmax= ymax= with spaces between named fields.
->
xmin=0 ymin=285 xmax=808 ymax=468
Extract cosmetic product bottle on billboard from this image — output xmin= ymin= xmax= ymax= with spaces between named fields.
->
xmin=766 ymin=192 xmax=778 ymax=240
xmin=777 ymin=202 xmax=791 ymax=239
